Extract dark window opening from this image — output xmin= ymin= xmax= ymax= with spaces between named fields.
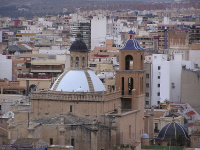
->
xmin=125 ymin=55 xmax=133 ymax=70
xmin=71 ymin=138 xmax=74 ymax=147
xmin=82 ymin=57 xmax=85 ymax=68
xmin=70 ymin=105 xmax=72 ymax=112
xmin=128 ymin=77 xmax=133 ymax=95
xmin=71 ymin=57 xmax=73 ymax=67
xmin=146 ymin=74 xmax=149 ymax=78
xmin=146 ymin=83 xmax=149 ymax=88
xmin=122 ymin=77 xmax=124 ymax=95
xmin=50 ymin=138 xmax=53 ymax=145
xmin=154 ymin=123 xmax=159 ymax=133
xmin=76 ymin=57 xmax=79 ymax=68
xmin=146 ymin=93 xmax=149 ymax=97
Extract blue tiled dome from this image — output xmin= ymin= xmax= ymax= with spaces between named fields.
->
xmin=156 ymin=121 xmax=189 ymax=141
xmin=69 ymin=40 xmax=88 ymax=52
xmin=128 ymin=30 xmax=136 ymax=34
xmin=120 ymin=39 xmax=143 ymax=50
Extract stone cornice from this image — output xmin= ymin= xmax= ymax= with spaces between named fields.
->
xmin=31 ymin=90 xmax=121 ymax=102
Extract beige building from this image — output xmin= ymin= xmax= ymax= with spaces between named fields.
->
xmin=144 ymin=63 xmax=151 ymax=108
xmin=181 ymin=68 xmax=200 ymax=114
xmin=7 ymin=32 xmax=146 ymax=150
xmin=189 ymin=43 xmax=200 ymax=67
xmin=190 ymin=120 xmax=200 ymax=148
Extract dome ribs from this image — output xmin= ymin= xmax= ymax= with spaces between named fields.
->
xmin=53 ymin=70 xmax=70 ymax=91
xmin=84 ymin=70 xmax=94 ymax=92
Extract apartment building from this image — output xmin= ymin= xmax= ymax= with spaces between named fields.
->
xmin=72 ymin=21 xmax=91 ymax=49
xmin=151 ymin=54 xmax=194 ymax=106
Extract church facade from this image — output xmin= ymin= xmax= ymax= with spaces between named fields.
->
xmin=8 ymin=30 xmax=145 ymax=150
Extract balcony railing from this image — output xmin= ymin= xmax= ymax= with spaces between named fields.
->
xmin=18 ymin=74 xmax=52 ymax=79
xmin=154 ymin=129 xmax=160 ymax=133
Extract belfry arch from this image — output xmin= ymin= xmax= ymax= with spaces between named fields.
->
xmin=125 ymin=55 xmax=133 ymax=70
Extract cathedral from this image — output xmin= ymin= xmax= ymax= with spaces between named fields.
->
xmin=8 ymin=30 xmax=145 ymax=150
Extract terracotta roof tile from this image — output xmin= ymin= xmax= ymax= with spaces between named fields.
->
xmin=185 ymin=111 xmax=195 ymax=117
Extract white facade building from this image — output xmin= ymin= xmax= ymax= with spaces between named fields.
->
xmin=37 ymin=18 xmax=53 ymax=28
xmin=151 ymin=54 xmax=194 ymax=106
xmin=0 ymin=54 xmax=12 ymax=80
xmin=91 ymin=16 xmax=129 ymax=50
xmin=91 ymin=15 xmax=107 ymax=50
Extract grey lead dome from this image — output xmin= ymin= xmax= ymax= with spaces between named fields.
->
xmin=69 ymin=39 xmax=89 ymax=52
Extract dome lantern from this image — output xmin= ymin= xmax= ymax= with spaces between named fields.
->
xmin=69 ymin=40 xmax=89 ymax=69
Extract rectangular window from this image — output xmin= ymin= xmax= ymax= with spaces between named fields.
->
xmin=158 ymin=66 xmax=161 ymax=70
xmin=158 ymin=76 xmax=160 ymax=79
xmin=129 ymin=125 xmax=131 ymax=139
xmin=82 ymin=57 xmax=85 ymax=68
xmin=70 ymin=105 xmax=72 ymax=112
xmin=71 ymin=138 xmax=74 ymax=146
xmin=71 ymin=57 xmax=73 ymax=67
xmin=154 ymin=123 xmax=159 ymax=133
xmin=146 ymin=83 xmax=149 ymax=88
xmin=145 ymin=101 xmax=149 ymax=105
xmin=158 ymin=84 xmax=160 ymax=87
xmin=122 ymin=77 xmax=124 ymax=95
xmin=50 ymin=138 xmax=53 ymax=145
xmin=157 ymin=92 xmax=160 ymax=96
xmin=146 ymin=92 xmax=149 ymax=97
xmin=146 ymin=74 xmax=149 ymax=78
xmin=157 ymin=101 xmax=160 ymax=104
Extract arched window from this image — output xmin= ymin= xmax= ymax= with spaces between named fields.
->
xmin=82 ymin=57 xmax=85 ymax=68
xmin=71 ymin=57 xmax=73 ymax=67
xmin=76 ymin=57 xmax=79 ymax=68
xmin=128 ymin=77 xmax=133 ymax=95
xmin=125 ymin=55 xmax=133 ymax=70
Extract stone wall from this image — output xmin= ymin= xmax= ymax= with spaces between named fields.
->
xmin=30 ymin=90 xmax=121 ymax=120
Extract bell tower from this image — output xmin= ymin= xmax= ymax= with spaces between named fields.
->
xmin=116 ymin=30 xmax=145 ymax=110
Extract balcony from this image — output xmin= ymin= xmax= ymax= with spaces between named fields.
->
xmin=18 ymin=74 xmax=52 ymax=79
xmin=154 ymin=129 xmax=160 ymax=133
xmin=31 ymin=69 xmax=62 ymax=73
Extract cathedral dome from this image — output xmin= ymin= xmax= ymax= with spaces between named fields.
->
xmin=156 ymin=121 xmax=190 ymax=141
xmin=69 ymin=39 xmax=88 ymax=52
xmin=51 ymin=70 xmax=106 ymax=92
xmin=141 ymin=133 xmax=149 ymax=138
